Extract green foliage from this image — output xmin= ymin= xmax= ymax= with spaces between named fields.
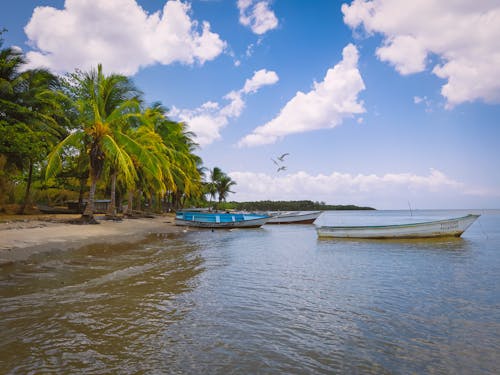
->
xmin=33 ymin=187 xmax=80 ymax=206
xmin=0 ymin=34 xmax=69 ymax=211
xmin=2 ymin=33 xmax=371 ymax=215
xmin=0 ymin=33 xmax=205 ymax=215
xmin=206 ymin=166 xmax=236 ymax=209
xmin=228 ymin=200 xmax=375 ymax=211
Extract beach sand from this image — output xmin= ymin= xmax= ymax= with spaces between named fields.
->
xmin=0 ymin=215 xmax=185 ymax=264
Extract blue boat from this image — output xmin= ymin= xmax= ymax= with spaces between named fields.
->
xmin=175 ymin=212 xmax=272 ymax=228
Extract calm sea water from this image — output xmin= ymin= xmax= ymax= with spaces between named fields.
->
xmin=1 ymin=210 xmax=499 ymax=374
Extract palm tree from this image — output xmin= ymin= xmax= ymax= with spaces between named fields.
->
xmin=0 ymin=34 xmax=68 ymax=213
xmin=142 ymin=103 xmax=203 ymax=211
xmin=208 ymin=167 xmax=223 ymax=205
xmin=216 ymin=174 xmax=236 ymax=207
xmin=122 ymin=104 xmax=170 ymax=214
xmin=207 ymin=167 xmax=236 ymax=210
xmin=47 ymin=64 xmax=141 ymax=222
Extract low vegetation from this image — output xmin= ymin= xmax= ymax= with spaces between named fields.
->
xmin=220 ymin=200 xmax=375 ymax=211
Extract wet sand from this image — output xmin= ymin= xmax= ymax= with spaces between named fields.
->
xmin=0 ymin=215 xmax=185 ymax=264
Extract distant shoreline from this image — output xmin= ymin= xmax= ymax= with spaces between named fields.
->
xmin=225 ymin=200 xmax=375 ymax=211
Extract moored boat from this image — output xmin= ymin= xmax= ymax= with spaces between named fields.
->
xmin=37 ymin=204 xmax=81 ymax=214
xmin=175 ymin=211 xmax=272 ymax=228
xmin=316 ymin=214 xmax=480 ymax=239
xmin=266 ymin=211 xmax=322 ymax=224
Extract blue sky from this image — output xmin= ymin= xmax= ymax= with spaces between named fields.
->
xmin=2 ymin=0 xmax=500 ymax=209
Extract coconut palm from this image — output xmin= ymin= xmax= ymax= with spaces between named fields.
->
xmin=142 ymin=103 xmax=203 ymax=211
xmin=207 ymin=167 xmax=236 ymax=209
xmin=0 ymin=35 xmax=68 ymax=213
xmin=46 ymin=64 xmax=142 ymax=222
xmin=207 ymin=167 xmax=223 ymax=204
xmin=216 ymin=174 xmax=236 ymax=207
xmin=122 ymin=105 xmax=170 ymax=214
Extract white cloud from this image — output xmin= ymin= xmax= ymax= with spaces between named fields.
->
xmin=341 ymin=0 xmax=500 ymax=108
xmin=238 ymin=43 xmax=365 ymax=147
xmin=171 ymin=69 xmax=278 ymax=145
xmin=238 ymin=0 xmax=278 ymax=35
xmin=242 ymin=69 xmax=279 ymax=93
xmin=228 ymin=169 xmax=471 ymax=208
xmin=24 ymin=0 xmax=226 ymax=75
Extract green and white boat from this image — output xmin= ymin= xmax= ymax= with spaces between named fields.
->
xmin=316 ymin=214 xmax=480 ymax=239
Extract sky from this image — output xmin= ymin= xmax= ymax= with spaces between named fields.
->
xmin=2 ymin=0 xmax=500 ymax=209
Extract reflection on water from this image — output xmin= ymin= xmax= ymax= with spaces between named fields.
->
xmin=0 ymin=235 xmax=204 ymax=373
xmin=1 ymin=210 xmax=499 ymax=374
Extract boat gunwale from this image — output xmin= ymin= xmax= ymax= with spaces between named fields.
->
xmin=175 ymin=213 xmax=272 ymax=224
xmin=175 ymin=216 xmax=270 ymax=224
xmin=316 ymin=214 xmax=479 ymax=231
xmin=267 ymin=210 xmax=322 ymax=224
xmin=174 ymin=212 xmax=272 ymax=228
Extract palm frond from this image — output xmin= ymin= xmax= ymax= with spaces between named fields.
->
xmin=45 ymin=131 xmax=85 ymax=179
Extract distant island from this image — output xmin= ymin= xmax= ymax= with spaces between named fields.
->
xmin=223 ymin=200 xmax=375 ymax=211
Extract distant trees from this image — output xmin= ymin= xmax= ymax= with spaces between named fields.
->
xmin=229 ymin=200 xmax=375 ymax=211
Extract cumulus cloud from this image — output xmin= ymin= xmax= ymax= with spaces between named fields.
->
xmin=229 ymin=168 xmax=468 ymax=208
xmin=170 ymin=69 xmax=278 ymax=145
xmin=341 ymin=0 xmax=500 ymax=108
xmin=238 ymin=0 xmax=278 ymax=35
xmin=238 ymin=43 xmax=365 ymax=147
xmin=23 ymin=0 xmax=226 ymax=75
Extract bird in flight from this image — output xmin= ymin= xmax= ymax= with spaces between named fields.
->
xmin=272 ymin=153 xmax=290 ymax=173
xmin=277 ymin=153 xmax=289 ymax=162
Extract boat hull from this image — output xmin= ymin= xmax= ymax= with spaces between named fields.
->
xmin=175 ymin=212 xmax=271 ymax=229
xmin=266 ymin=211 xmax=322 ymax=224
xmin=316 ymin=214 xmax=480 ymax=239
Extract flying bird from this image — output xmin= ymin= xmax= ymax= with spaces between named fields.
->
xmin=271 ymin=152 xmax=290 ymax=173
xmin=277 ymin=153 xmax=289 ymax=162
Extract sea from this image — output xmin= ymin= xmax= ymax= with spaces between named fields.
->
xmin=1 ymin=209 xmax=499 ymax=374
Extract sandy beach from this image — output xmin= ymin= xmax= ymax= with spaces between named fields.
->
xmin=0 ymin=215 xmax=186 ymax=264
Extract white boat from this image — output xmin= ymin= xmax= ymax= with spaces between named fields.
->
xmin=266 ymin=211 xmax=322 ymax=224
xmin=316 ymin=214 xmax=480 ymax=239
xmin=175 ymin=212 xmax=271 ymax=228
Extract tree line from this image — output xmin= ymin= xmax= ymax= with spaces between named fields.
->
xmin=223 ymin=200 xmax=375 ymax=211
xmin=0 ymin=31 xmax=235 ymax=221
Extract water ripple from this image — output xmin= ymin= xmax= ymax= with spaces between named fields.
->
xmin=1 ymin=211 xmax=499 ymax=374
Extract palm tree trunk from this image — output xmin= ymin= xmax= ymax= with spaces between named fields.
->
xmin=148 ymin=191 xmax=154 ymax=213
xmin=82 ymin=173 xmax=98 ymax=223
xmin=18 ymin=159 xmax=33 ymax=214
xmin=137 ymin=189 xmax=142 ymax=212
xmin=106 ymin=169 xmax=117 ymax=217
xmin=126 ymin=189 xmax=134 ymax=216
xmin=78 ymin=175 xmax=86 ymax=213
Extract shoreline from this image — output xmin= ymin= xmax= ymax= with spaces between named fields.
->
xmin=0 ymin=215 xmax=186 ymax=264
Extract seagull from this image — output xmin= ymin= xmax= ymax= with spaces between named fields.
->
xmin=277 ymin=166 xmax=287 ymax=173
xmin=277 ymin=153 xmax=290 ymax=162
